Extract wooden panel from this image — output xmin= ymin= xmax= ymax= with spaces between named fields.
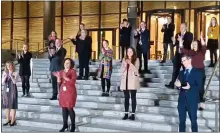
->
xmin=121 ymin=1 xmax=128 ymax=13
xmin=63 ymin=1 xmax=80 ymax=15
xmin=13 ymin=19 xmax=26 ymax=50
xmin=1 ymin=20 xmax=11 ymax=49
xmin=63 ymin=16 xmax=79 ymax=58
xmin=143 ymin=2 xmax=165 ymax=11
xmin=56 ymin=1 xmax=61 ymax=16
xmin=2 ymin=2 xmax=11 ymax=19
xmin=14 ymin=2 xmax=27 ymax=18
xmin=29 ymin=2 xmax=43 ymax=17
xmin=29 ymin=18 xmax=43 ymax=52
xmin=101 ymin=14 xmax=119 ymax=28
xmin=55 ymin=17 xmax=61 ymax=39
xmin=166 ymin=2 xmax=189 ymax=9
xmin=82 ymin=15 xmax=99 ymax=29
xmin=191 ymin=2 xmax=216 ymax=8
xmin=82 ymin=2 xmax=99 ymax=15
xmin=101 ymin=2 xmax=119 ymax=14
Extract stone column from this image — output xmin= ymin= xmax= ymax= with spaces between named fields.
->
xmin=127 ymin=1 xmax=138 ymax=50
xmin=43 ymin=1 xmax=55 ymax=47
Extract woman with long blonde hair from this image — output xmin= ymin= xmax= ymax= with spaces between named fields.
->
xmin=2 ymin=61 xmax=19 ymax=126
xmin=207 ymin=17 xmax=219 ymax=67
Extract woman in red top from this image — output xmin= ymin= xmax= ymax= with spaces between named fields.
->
xmin=48 ymin=31 xmax=57 ymax=42
xmin=53 ymin=58 xmax=77 ymax=132
xmin=179 ymin=32 xmax=206 ymax=110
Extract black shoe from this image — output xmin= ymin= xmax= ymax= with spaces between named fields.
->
xmin=145 ymin=70 xmax=151 ymax=74
xmin=59 ymin=125 xmax=68 ymax=132
xmin=160 ymin=60 xmax=165 ymax=63
xmin=26 ymin=93 xmax=31 ymax=97
xmin=101 ymin=92 xmax=106 ymax=97
xmin=129 ymin=114 xmax=135 ymax=120
xmin=70 ymin=125 xmax=75 ymax=132
xmin=165 ymin=84 xmax=174 ymax=89
xmin=9 ymin=121 xmax=16 ymax=126
xmin=3 ymin=120 xmax=11 ymax=126
xmin=105 ymin=92 xmax=109 ymax=97
xmin=122 ymin=113 xmax=128 ymax=120
xmin=84 ymin=77 xmax=89 ymax=80
xmin=198 ymin=107 xmax=204 ymax=111
xmin=77 ymin=76 xmax=83 ymax=80
xmin=208 ymin=64 xmax=214 ymax=67
xmin=21 ymin=94 xmax=25 ymax=97
xmin=50 ymin=97 xmax=57 ymax=100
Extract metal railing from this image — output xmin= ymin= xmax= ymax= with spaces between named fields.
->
xmin=203 ymin=58 xmax=219 ymax=132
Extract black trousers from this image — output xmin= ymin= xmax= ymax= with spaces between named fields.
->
xmin=209 ymin=49 xmax=218 ymax=65
xmin=123 ymin=90 xmax=137 ymax=113
xmin=78 ymin=54 xmax=89 ymax=78
xmin=20 ymin=75 xmax=30 ymax=95
xmin=197 ymin=68 xmax=206 ymax=103
xmin=101 ymin=65 xmax=111 ymax=93
xmin=170 ymin=53 xmax=183 ymax=85
xmin=51 ymin=73 xmax=58 ymax=97
xmin=163 ymin=43 xmax=174 ymax=61
xmin=137 ymin=51 xmax=148 ymax=71
xmin=121 ymin=46 xmax=129 ymax=60
xmin=62 ymin=107 xmax=75 ymax=128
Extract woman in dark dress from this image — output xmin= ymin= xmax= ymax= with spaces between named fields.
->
xmin=2 ymin=61 xmax=19 ymax=126
xmin=53 ymin=58 xmax=77 ymax=132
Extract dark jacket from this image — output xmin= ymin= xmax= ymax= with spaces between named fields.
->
xmin=18 ymin=52 xmax=32 ymax=76
xmin=178 ymin=68 xmax=202 ymax=106
xmin=49 ymin=47 xmax=67 ymax=72
xmin=161 ymin=23 xmax=175 ymax=43
xmin=174 ymin=31 xmax=193 ymax=54
xmin=134 ymin=29 xmax=150 ymax=54
xmin=120 ymin=26 xmax=132 ymax=47
xmin=71 ymin=36 xmax=92 ymax=59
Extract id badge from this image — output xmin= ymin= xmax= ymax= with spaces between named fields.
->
xmin=63 ymin=86 xmax=67 ymax=91
xmin=6 ymin=88 xmax=9 ymax=92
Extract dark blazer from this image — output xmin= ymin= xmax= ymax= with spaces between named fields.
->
xmin=18 ymin=52 xmax=32 ymax=76
xmin=71 ymin=36 xmax=92 ymax=59
xmin=134 ymin=29 xmax=150 ymax=54
xmin=161 ymin=23 xmax=175 ymax=43
xmin=174 ymin=31 xmax=193 ymax=52
xmin=120 ymin=26 xmax=132 ymax=47
xmin=177 ymin=68 xmax=202 ymax=106
xmin=49 ymin=47 xmax=67 ymax=72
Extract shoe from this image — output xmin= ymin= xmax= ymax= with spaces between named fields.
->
xmin=122 ymin=113 xmax=128 ymax=120
xmin=105 ymin=92 xmax=109 ymax=97
xmin=77 ymin=76 xmax=83 ymax=80
xmin=21 ymin=94 xmax=25 ymax=97
xmin=165 ymin=83 xmax=174 ymax=89
xmin=208 ymin=64 xmax=214 ymax=67
xmin=101 ymin=92 xmax=106 ymax=97
xmin=129 ymin=114 xmax=135 ymax=120
xmin=70 ymin=124 xmax=75 ymax=132
xmin=160 ymin=60 xmax=165 ymax=63
xmin=59 ymin=125 xmax=68 ymax=132
xmin=145 ymin=70 xmax=151 ymax=74
xmin=50 ymin=97 xmax=57 ymax=100
xmin=3 ymin=120 xmax=11 ymax=126
xmin=198 ymin=103 xmax=205 ymax=111
xmin=9 ymin=121 xmax=17 ymax=126
xmin=26 ymin=93 xmax=31 ymax=97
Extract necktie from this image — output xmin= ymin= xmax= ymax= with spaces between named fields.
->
xmin=184 ymin=69 xmax=189 ymax=81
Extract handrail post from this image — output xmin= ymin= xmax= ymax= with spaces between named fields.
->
xmin=215 ymin=101 xmax=219 ymax=132
xmin=31 ymin=58 xmax=33 ymax=82
xmin=16 ymin=41 xmax=18 ymax=58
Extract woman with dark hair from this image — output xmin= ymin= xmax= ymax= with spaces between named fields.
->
xmin=48 ymin=31 xmax=57 ymax=42
xmin=2 ymin=61 xmax=19 ymax=126
xmin=207 ymin=17 xmax=219 ymax=67
xmin=179 ymin=32 xmax=206 ymax=110
xmin=53 ymin=58 xmax=77 ymax=132
xmin=98 ymin=40 xmax=113 ymax=97
xmin=120 ymin=47 xmax=140 ymax=120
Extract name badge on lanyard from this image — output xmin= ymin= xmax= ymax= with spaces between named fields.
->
xmin=63 ymin=86 xmax=67 ymax=91
xmin=210 ymin=34 xmax=213 ymax=38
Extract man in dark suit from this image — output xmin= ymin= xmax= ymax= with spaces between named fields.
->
xmin=134 ymin=21 xmax=151 ymax=73
xmin=160 ymin=16 xmax=175 ymax=63
xmin=18 ymin=44 xmax=32 ymax=97
xmin=175 ymin=55 xmax=202 ymax=132
xmin=165 ymin=23 xmax=193 ymax=89
xmin=120 ymin=19 xmax=132 ymax=61
xmin=49 ymin=39 xmax=67 ymax=100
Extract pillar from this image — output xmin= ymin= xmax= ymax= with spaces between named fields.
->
xmin=43 ymin=1 xmax=55 ymax=47
xmin=127 ymin=1 xmax=138 ymax=50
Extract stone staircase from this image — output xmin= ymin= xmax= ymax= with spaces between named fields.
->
xmin=2 ymin=59 xmax=219 ymax=132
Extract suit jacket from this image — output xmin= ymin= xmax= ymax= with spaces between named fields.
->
xmin=134 ymin=29 xmax=150 ymax=54
xmin=120 ymin=26 xmax=132 ymax=47
xmin=49 ymin=47 xmax=67 ymax=72
xmin=177 ymin=68 xmax=202 ymax=106
xmin=71 ymin=36 xmax=92 ymax=58
xmin=174 ymin=31 xmax=193 ymax=53
xmin=161 ymin=23 xmax=175 ymax=43
xmin=17 ymin=51 xmax=32 ymax=76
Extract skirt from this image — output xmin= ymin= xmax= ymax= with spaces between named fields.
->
xmin=207 ymin=39 xmax=218 ymax=50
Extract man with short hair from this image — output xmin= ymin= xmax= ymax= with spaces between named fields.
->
xmin=175 ymin=55 xmax=202 ymax=132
